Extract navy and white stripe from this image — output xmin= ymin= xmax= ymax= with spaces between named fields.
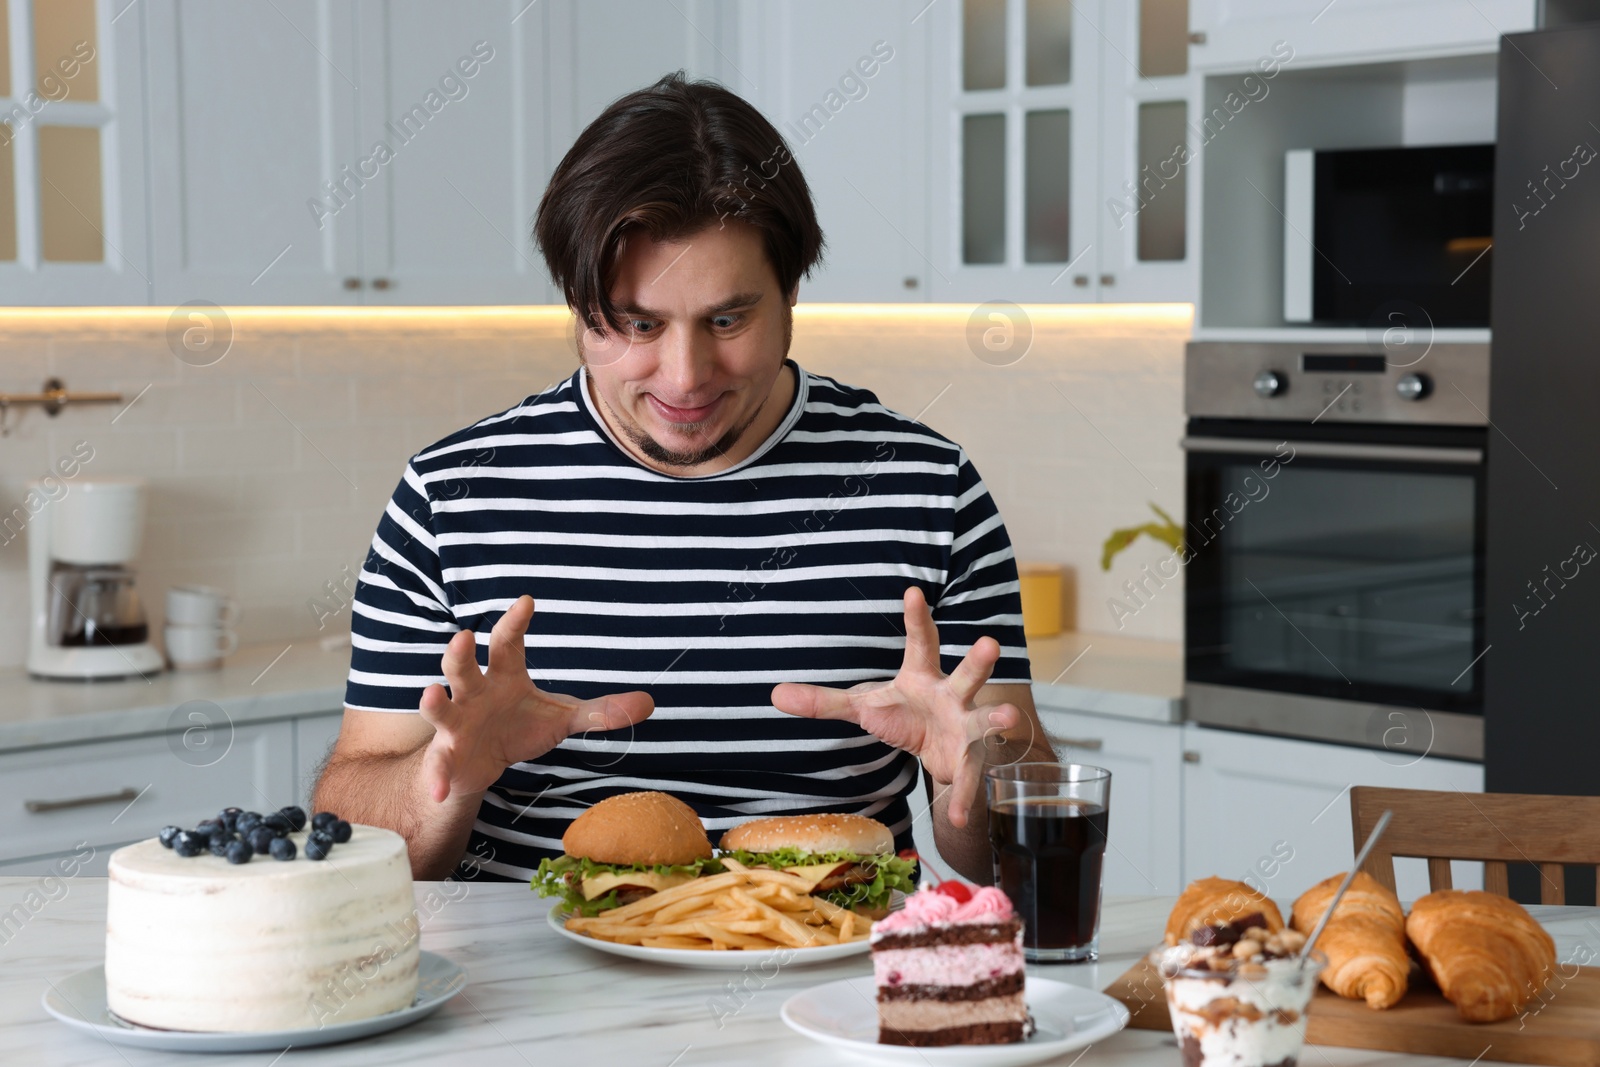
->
xmin=345 ymin=361 xmax=1032 ymax=881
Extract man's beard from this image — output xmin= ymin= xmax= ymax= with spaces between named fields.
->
xmin=616 ymin=398 xmax=767 ymax=468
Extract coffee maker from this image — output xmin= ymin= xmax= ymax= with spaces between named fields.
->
xmin=27 ymin=478 xmax=164 ymax=680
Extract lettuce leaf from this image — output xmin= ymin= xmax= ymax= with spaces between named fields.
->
xmin=531 ymin=854 xmax=724 ymax=917
xmin=725 ymin=850 xmax=919 ymax=911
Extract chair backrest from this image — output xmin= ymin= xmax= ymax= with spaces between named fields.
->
xmin=1350 ymin=785 xmax=1600 ymax=905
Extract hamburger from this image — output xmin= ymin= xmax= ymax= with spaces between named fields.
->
xmin=718 ymin=813 xmax=917 ymax=919
xmin=532 ymin=791 xmax=721 ymax=916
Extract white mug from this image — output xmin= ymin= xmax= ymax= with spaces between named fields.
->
xmin=165 ymin=624 xmax=239 ymax=669
xmin=167 ymin=585 xmax=239 ymax=627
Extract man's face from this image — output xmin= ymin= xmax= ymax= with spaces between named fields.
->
xmin=577 ymin=221 xmax=795 ymax=472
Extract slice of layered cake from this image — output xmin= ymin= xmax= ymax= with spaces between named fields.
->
xmin=870 ymin=883 xmax=1029 ymax=1046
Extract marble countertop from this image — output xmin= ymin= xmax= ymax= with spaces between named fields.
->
xmin=0 ymin=630 xmax=1181 ymax=754
xmin=8 ymin=883 xmax=1583 ymax=1067
xmin=1027 ymin=631 xmax=1183 ymax=724
xmin=0 ymin=641 xmax=349 ymax=751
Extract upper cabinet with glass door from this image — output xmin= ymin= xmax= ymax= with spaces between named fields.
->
xmin=928 ymin=0 xmax=1196 ymax=305
xmin=1096 ymin=0 xmax=1196 ymax=303
xmin=0 ymin=0 xmax=148 ymax=304
xmin=930 ymin=0 xmax=1101 ymax=303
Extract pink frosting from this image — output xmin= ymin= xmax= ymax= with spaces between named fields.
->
xmin=873 ymin=939 xmax=1024 ymax=987
xmin=872 ymin=885 xmax=1015 ymax=935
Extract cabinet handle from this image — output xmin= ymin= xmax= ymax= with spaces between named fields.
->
xmin=1183 ymin=750 xmax=1200 ymax=763
xmin=1100 ymin=273 xmax=1116 ymax=287
xmin=1188 ymin=31 xmax=1207 ymax=44
xmin=1072 ymin=274 xmax=1090 ymax=287
xmin=343 ymin=277 xmax=363 ymax=290
xmin=1048 ymin=735 xmax=1104 ymax=751
xmin=371 ymin=277 xmax=393 ymax=290
xmin=903 ymin=276 xmax=919 ymax=289
xmin=25 ymin=786 xmax=140 ymax=814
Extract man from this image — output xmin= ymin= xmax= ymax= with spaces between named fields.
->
xmin=315 ymin=73 xmax=1054 ymax=883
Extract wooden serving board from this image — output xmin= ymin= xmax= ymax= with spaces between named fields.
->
xmin=1107 ymin=957 xmax=1600 ymax=1067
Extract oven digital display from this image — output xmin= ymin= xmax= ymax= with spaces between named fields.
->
xmin=1302 ymin=353 xmax=1387 ymax=373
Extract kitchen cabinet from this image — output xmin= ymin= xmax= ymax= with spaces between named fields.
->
xmin=0 ymin=721 xmax=294 ymax=870
xmin=147 ymin=0 xmax=556 ymax=307
xmin=1186 ymin=0 xmax=1535 ymax=71
xmin=144 ymin=0 xmax=363 ymax=306
xmin=0 ymin=0 xmax=150 ymax=305
xmin=293 ymin=712 xmax=343 ymax=809
xmin=4 ymin=0 xmax=1533 ymax=308
xmin=1037 ymin=706 xmax=1184 ymax=895
xmin=927 ymin=0 xmax=1196 ymax=305
xmin=736 ymin=1 xmax=930 ymax=302
xmin=1180 ymin=724 xmax=1484 ymax=904
xmin=548 ymin=1 xmax=737 ymax=159
xmin=353 ymin=0 xmax=554 ymax=306
xmin=1095 ymin=0 xmax=1197 ymax=303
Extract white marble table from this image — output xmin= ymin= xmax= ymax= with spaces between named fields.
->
xmin=4 ymin=883 xmax=1592 ymax=1066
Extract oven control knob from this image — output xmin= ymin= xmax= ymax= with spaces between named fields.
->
xmin=1396 ymin=373 xmax=1432 ymax=401
xmin=1253 ymin=370 xmax=1286 ymax=398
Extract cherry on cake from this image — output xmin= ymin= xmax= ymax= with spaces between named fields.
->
xmin=870 ymin=882 xmax=1029 ymax=1046
xmin=105 ymin=808 xmax=418 ymax=1032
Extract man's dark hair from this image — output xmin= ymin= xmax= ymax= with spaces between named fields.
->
xmin=534 ymin=71 xmax=824 ymax=336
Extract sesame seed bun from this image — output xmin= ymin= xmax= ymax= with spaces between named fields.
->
xmin=561 ymin=791 xmax=713 ymax=866
xmin=718 ymin=813 xmax=893 ymax=856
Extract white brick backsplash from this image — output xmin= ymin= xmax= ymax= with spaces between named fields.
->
xmin=0 ymin=306 xmax=1192 ymax=669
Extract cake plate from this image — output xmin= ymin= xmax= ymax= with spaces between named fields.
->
xmin=42 ymin=950 xmax=466 ymax=1053
xmin=782 ymin=974 xmax=1130 ymax=1066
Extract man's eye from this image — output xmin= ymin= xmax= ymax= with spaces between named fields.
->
xmin=711 ymin=315 xmax=741 ymax=330
xmin=628 ymin=319 xmax=659 ymax=335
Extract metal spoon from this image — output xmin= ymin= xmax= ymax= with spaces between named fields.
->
xmin=1298 ymin=809 xmax=1393 ymax=967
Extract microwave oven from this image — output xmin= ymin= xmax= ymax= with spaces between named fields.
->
xmin=1282 ymin=144 xmax=1494 ymax=328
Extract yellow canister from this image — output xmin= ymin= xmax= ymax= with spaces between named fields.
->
xmin=1017 ymin=563 xmax=1066 ymax=637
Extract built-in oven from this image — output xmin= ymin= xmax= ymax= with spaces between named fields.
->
xmin=1182 ymin=342 xmax=1489 ymax=760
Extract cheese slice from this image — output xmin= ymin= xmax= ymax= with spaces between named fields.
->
xmin=779 ymin=861 xmax=855 ymax=892
xmin=579 ymin=868 xmax=699 ymax=900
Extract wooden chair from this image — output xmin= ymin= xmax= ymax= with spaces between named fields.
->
xmin=1350 ymin=785 xmax=1600 ymax=905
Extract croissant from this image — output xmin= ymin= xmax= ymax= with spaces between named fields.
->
xmin=1164 ymin=877 xmax=1285 ymax=945
xmin=1290 ymin=872 xmax=1408 ymax=1009
xmin=1406 ymin=890 xmax=1556 ymax=1022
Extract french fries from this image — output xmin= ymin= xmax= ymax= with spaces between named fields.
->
xmin=562 ymin=868 xmax=872 ymax=951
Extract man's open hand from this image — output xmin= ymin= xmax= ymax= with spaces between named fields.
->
xmin=417 ymin=595 xmax=654 ymax=802
xmin=770 ymin=586 xmax=1021 ymax=828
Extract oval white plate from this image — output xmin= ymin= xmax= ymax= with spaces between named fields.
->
xmin=547 ymin=903 xmax=871 ymax=969
xmin=781 ymin=974 xmax=1130 ymax=1066
xmin=42 ymin=950 xmax=465 ymax=1053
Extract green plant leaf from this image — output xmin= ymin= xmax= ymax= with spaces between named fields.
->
xmin=1100 ymin=502 xmax=1184 ymax=571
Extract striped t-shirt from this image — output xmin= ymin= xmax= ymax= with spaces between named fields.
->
xmin=345 ymin=360 xmax=1032 ymax=881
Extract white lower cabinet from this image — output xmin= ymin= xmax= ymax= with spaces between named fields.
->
xmin=1036 ymin=707 xmax=1185 ymax=896
xmin=1180 ymin=725 xmax=1484 ymax=906
xmin=0 ymin=722 xmax=295 ymax=867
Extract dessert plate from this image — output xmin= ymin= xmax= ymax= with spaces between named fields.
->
xmin=42 ymin=950 xmax=466 ymax=1053
xmin=548 ymin=903 xmax=871 ymax=969
xmin=781 ymin=975 xmax=1130 ymax=1065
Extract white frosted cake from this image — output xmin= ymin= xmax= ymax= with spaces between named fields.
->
xmin=106 ymin=824 xmax=419 ymax=1032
